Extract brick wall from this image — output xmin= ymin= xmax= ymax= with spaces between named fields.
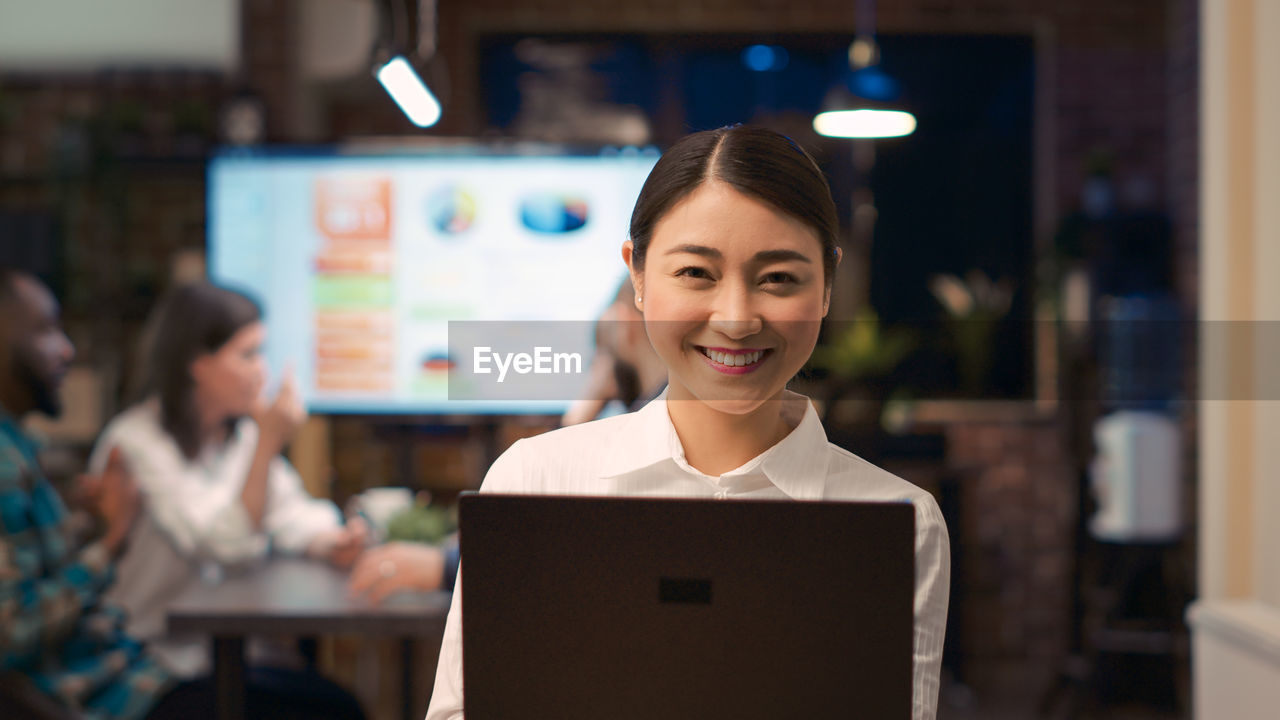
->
xmin=0 ymin=0 xmax=296 ymax=389
xmin=944 ymin=416 xmax=1077 ymax=690
xmin=0 ymin=73 xmax=223 ymax=396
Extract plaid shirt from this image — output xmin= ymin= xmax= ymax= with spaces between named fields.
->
xmin=0 ymin=412 xmax=171 ymax=719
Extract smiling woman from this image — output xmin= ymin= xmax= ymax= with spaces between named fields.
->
xmin=425 ymin=125 xmax=950 ymax=720
xmin=626 ymin=180 xmax=833 ymax=471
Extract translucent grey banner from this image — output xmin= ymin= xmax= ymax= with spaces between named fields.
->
xmin=1052 ymin=320 xmax=1279 ymax=403
xmin=446 ymin=320 xmax=1280 ymax=403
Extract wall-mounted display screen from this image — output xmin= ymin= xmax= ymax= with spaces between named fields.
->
xmin=208 ymin=146 xmax=659 ymax=415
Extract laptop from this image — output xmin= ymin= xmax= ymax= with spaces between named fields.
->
xmin=458 ymin=494 xmax=915 ymax=720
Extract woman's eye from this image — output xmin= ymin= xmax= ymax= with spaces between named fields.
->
xmin=674 ymin=266 xmax=713 ymax=280
xmin=761 ymin=271 xmax=798 ymax=285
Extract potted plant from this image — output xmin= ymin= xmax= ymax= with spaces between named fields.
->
xmin=809 ymin=306 xmax=917 ymax=426
xmin=929 ymin=270 xmax=1014 ymax=397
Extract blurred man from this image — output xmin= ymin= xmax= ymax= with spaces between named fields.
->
xmin=0 ymin=267 xmax=170 ymax=719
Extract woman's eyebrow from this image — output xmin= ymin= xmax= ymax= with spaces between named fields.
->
xmin=662 ymin=246 xmax=812 ymax=265
xmin=664 ymin=244 xmax=721 ymax=259
xmin=753 ymin=249 xmax=812 ymax=265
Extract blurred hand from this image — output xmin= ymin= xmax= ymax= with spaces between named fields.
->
xmin=77 ymin=447 xmax=139 ymax=557
xmin=348 ymin=542 xmax=445 ymax=605
xmin=253 ymin=368 xmax=306 ymax=452
xmin=308 ymin=518 xmax=370 ymax=570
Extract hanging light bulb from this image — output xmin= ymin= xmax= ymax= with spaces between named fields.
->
xmin=813 ymin=1 xmax=916 ymax=140
xmin=848 ymin=36 xmax=879 ymax=68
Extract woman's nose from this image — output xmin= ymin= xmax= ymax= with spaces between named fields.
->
xmin=707 ymin=285 xmax=763 ymax=339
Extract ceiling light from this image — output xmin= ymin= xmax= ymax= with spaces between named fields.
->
xmin=376 ymin=55 xmax=441 ymax=128
xmin=813 ymin=108 xmax=916 ymax=139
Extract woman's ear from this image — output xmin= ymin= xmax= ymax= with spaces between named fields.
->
xmin=822 ymin=247 xmax=843 ymax=317
xmin=189 ymin=354 xmax=210 ymax=385
xmin=622 ymin=241 xmax=644 ymax=309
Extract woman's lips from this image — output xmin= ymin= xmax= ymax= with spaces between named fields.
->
xmin=696 ymin=346 xmax=770 ymax=375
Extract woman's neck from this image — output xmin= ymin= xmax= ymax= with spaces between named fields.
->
xmin=665 ymin=386 xmax=794 ymax=476
xmin=196 ymin=404 xmax=231 ymax=447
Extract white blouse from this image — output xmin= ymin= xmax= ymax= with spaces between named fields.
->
xmin=426 ymin=391 xmax=950 ymax=720
xmin=88 ymin=401 xmax=343 ymax=677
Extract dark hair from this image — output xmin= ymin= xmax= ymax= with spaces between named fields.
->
xmin=628 ymin=125 xmax=839 ymax=282
xmin=145 ymin=282 xmax=262 ymax=460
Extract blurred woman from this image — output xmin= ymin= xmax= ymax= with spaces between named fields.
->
xmin=560 ymin=279 xmax=668 ymax=426
xmin=90 ymin=282 xmax=365 ymax=719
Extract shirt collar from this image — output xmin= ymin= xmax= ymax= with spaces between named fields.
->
xmin=597 ymin=390 xmax=674 ymax=479
xmin=599 ymin=390 xmax=830 ymax=500
xmin=757 ymin=393 xmax=830 ymax=500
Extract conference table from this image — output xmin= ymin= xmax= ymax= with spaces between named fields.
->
xmin=167 ymin=557 xmax=452 ymax=720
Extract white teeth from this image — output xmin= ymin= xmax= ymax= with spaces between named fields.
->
xmin=702 ymin=348 xmax=764 ymax=366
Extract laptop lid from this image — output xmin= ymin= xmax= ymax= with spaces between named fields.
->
xmin=459 ymin=494 xmax=915 ymax=720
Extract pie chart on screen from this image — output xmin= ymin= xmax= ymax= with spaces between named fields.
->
xmin=426 ymin=186 xmax=476 ymax=235
xmin=519 ymin=192 xmax=589 ymax=234
xmin=422 ymin=351 xmax=455 ymax=373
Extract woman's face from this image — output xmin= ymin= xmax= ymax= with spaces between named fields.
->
xmin=625 ymin=180 xmax=835 ymax=415
xmin=191 ymin=321 xmax=268 ymax=419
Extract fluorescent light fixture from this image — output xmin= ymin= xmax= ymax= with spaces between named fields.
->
xmin=376 ymin=55 xmax=441 ymax=128
xmin=813 ymin=108 xmax=916 ymax=139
